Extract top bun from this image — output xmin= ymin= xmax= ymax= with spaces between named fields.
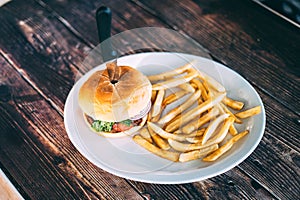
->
xmin=78 ymin=61 xmax=152 ymax=122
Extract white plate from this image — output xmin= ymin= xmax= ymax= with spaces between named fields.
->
xmin=64 ymin=52 xmax=265 ymax=184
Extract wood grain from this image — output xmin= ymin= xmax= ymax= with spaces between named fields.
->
xmin=134 ymin=0 xmax=300 ymax=116
xmin=0 ymin=0 xmax=299 ymax=199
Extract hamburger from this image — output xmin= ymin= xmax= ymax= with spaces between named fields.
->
xmin=78 ymin=61 xmax=152 ymax=137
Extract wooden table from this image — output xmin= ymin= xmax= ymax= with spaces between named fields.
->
xmin=0 ymin=0 xmax=299 ymax=199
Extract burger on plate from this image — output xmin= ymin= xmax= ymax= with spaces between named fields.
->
xmin=78 ymin=61 xmax=152 ymax=137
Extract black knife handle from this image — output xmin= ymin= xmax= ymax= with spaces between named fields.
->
xmin=96 ymin=6 xmax=115 ymax=61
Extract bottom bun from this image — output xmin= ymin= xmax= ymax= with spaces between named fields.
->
xmin=83 ymin=114 xmax=148 ymax=138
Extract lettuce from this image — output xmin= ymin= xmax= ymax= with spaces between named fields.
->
xmin=91 ymin=120 xmax=114 ymax=132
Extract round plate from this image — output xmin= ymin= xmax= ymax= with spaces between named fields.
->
xmin=64 ymin=52 xmax=265 ymax=184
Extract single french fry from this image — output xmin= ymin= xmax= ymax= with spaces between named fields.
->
xmin=152 ymin=89 xmax=165 ymax=117
xmin=202 ymin=114 xmax=229 ymax=145
xmin=147 ymin=125 xmax=170 ymax=150
xmin=229 ymin=124 xmax=238 ymax=136
xmin=178 ymin=83 xmax=195 ymax=93
xmin=186 ymin=136 xmax=203 ymax=143
xmin=203 ymin=130 xmax=249 ymax=161
xmin=222 ymin=96 xmax=244 ymax=110
xmin=158 ymin=90 xmax=201 ymax=124
xmin=152 ymin=71 xmax=198 ymax=90
xmin=190 ymin=78 xmax=209 ymax=101
xmin=147 ymin=62 xmax=194 ymax=82
xmin=204 ymin=117 xmax=235 ymax=145
xmin=173 ymin=130 xmax=182 ymax=134
xmin=133 ymin=135 xmax=179 ymax=162
xmin=162 ymin=90 xmax=189 ymax=107
xmin=201 ymin=80 xmax=211 ymax=99
xmin=151 ymin=90 xmax=157 ymax=103
xmin=179 ymin=144 xmax=219 ymax=162
xmin=147 ymin=110 xmax=152 ymax=122
xmin=168 ymin=138 xmax=215 ymax=152
xmin=165 ymin=93 xmax=226 ymax=132
xmin=139 ymin=127 xmax=153 ymax=143
xmin=181 ymin=107 xmax=219 ymax=134
xmin=235 ymin=106 xmax=261 ymax=119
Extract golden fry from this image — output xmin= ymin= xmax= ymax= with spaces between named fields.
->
xmin=162 ymin=90 xmax=189 ymax=107
xmin=185 ymin=136 xmax=203 ymax=143
xmin=235 ymin=106 xmax=261 ymax=119
xmin=203 ymin=130 xmax=249 ymax=161
xmin=152 ymin=72 xmax=198 ymax=90
xmin=222 ymin=96 xmax=244 ymax=110
xmin=179 ymin=144 xmax=219 ymax=162
xmin=148 ymin=125 xmax=170 ymax=150
xmin=151 ymin=89 xmax=165 ymax=117
xmin=178 ymin=83 xmax=195 ymax=93
xmin=133 ymin=135 xmax=179 ymax=162
xmin=151 ymin=90 xmax=157 ymax=103
xmin=147 ymin=62 xmax=194 ymax=82
xmin=168 ymin=138 xmax=215 ymax=152
xmin=139 ymin=127 xmax=153 ymax=143
xmin=229 ymin=124 xmax=238 ymax=136
xmin=190 ymin=78 xmax=209 ymax=101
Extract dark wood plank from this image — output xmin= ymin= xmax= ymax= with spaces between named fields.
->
xmin=0 ymin=1 xmax=91 ymax=114
xmin=0 ymin=57 xmax=85 ymax=199
xmin=0 ymin=55 xmax=146 ymax=199
xmin=133 ymin=0 xmax=300 ymax=116
xmin=131 ymin=168 xmax=277 ymax=200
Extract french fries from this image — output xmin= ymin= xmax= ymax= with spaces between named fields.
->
xmin=222 ymin=96 xmax=244 ymax=110
xmin=178 ymin=83 xmax=195 ymax=93
xmin=133 ymin=135 xmax=179 ymax=162
xmin=179 ymin=144 xmax=219 ymax=162
xmin=147 ymin=62 xmax=194 ymax=82
xmin=196 ymin=71 xmax=225 ymax=93
xmin=147 ymin=125 xmax=170 ymax=150
xmin=168 ymin=138 xmax=214 ymax=152
xmin=148 ymin=122 xmax=191 ymax=142
xmin=139 ymin=127 xmax=153 ymax=143
xmin=235 ymin=106 xmax=261 ymax=119
xmin=202 ymin=114 xmax=229 ymax=145
xmin=203 ymin=130 xmax=249 ymax=161
xmin=151 ymin=89 xmax=165 ymax=118
xmin=181 ymin=107 xmax=219 ymax=134
xmin=132 ymin=61 xmax=262 ymax=163
xmin=158 ymin=90 xmax=201 ymax=124
xmin=162 ymin=90 xmax=189 ymax=107
xmin=165 ymin=92 xmax=226 ymax=132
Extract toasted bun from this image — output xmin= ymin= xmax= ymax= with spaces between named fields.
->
xmin=78 ymin=62 xmax=152 ymax=122
xmin=83 ymin=114 xmax=148 ymax=138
